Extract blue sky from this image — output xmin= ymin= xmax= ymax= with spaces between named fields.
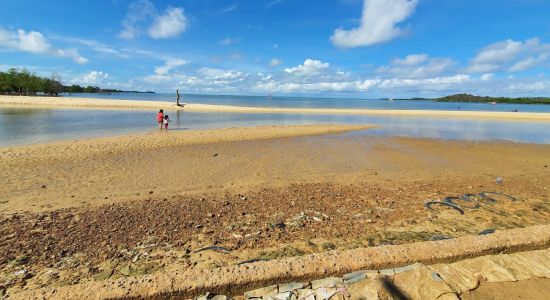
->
xmin=1 ymin=0 xmax=550 ymax=97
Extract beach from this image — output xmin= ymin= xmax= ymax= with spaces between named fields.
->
xmin=1 ymin=124 xmax=549 ymax=297
xmin=2 ymin=95 xmax=550 ymax=121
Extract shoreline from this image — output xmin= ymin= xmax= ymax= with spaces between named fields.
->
xmin=1 ymin=95 xmax=550 ymax=122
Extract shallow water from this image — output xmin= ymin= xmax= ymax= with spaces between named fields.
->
xmin=64 ymin=93 xmax=550 ymax=113
xmin=1 ymin=107 xmax=549 ymax=147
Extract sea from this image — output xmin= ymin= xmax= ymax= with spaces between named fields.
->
xmin=1 ymin=93 xmax=549 ymax=147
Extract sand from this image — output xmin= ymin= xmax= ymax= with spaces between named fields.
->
xmin=1 ymin=124 xmax=548 ymax=214
xmin=2 ymin=95 xmax=550 ymax=121
xmin=1 ymin=124 xmax=550 ymax=297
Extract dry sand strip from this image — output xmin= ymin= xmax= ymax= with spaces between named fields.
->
xmin=14 ymin=224 xmax=550 ymax=300
xmin=2 ymin=95 xmax=550 ymax=121
xmin=0 ymin=124 xmax=375 ymax=159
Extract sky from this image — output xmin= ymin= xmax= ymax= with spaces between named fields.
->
xmin=1 ymin=0 xmax=550 ymax=98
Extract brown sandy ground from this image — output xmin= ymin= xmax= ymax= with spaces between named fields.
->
xmin=0 ymin=125 xmax=549 ymax=296
xmin=460 ymin=278 xmax=550 ymax=300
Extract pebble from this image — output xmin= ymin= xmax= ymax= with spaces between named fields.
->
xmin=244 ymin=285 xmax=278 ymax=299
xmin=278 ymin=282 xmax=305 ymax=293
xmin=311 ymin=277 xmax=344 ymax=289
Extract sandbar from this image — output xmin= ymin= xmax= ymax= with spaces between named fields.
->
xmin=1 ymin=95 xmax=549 ymax=121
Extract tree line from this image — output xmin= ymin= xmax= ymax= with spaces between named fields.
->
xmin=0 ymin=68 xmax=121 ymax=96
xmin=436 ymin=93 xmax=550 ymax=105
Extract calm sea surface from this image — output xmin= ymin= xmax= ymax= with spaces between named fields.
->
xmin=1 ymin=105 xmax=549 ymax=147
xmin=64 ymin=93 xmax=550 ymax=113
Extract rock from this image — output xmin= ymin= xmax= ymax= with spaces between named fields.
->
xmin=429 ymin=263 xmax=479 ymax=295
xmin=393 ymin=263 xmax=423 ymax=274
xmin=244 ymin=285 xmax=278 ymax=299
xmin=94 ymin=268 xmax=114 ymax=281
xmin=311 ymin=277 xmax=344 ymax=289
xmin=343 ymin=270 xmax=369 ymax=284
xmin=273 ymin=222 xmax=286 ymax=229
xmin=479 ymin=228 xmax=496 ymax=235
xmin=312 ymin=217 xmax=323 ymax=222
xmin=314 ymin=287 xmax=338 ymax=300
xmin=278 ymin=282 xmax=305 ymax=293
xmin=245 ymin=231 xmax=261 ymax=238
xmin=119 ymin=265 xmax=133 ymax=276
xmin=196 ymin=292 xmax=210 ymax=300
xmin=270 ymin=291 xmax=293 ymax=300
xmin=393 ymin=266 xmax=456 ymax=299
xmin=319 ymin=242 xmax=336 ymax=251
xmin=347 ymin=277 xmax=387 ymax=300
xmin=365 ymin=219 xmax=373 ymax=223
xmin=296 ymin=289 xmax=315 ymax=300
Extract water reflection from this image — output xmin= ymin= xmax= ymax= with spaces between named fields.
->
xmin=0 ymin=107 xmax=549 ymax=146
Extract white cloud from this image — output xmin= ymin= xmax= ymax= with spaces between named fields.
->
xmin=377 ymin=54 xmax=456 ymax=78
xmin=331 ymin=0 xmax=418 ymax=48
xmin=51 ymin=36 xmax=130 ymax=58
xmin=468 ymin=38 xmax=550 ymax=73
xmin=220 ymin=37 xmax=234 ymax=46
xmin=480 ymin=73 xmax=494 ymax=81
xmin=269 ymin=58 xmax=282 ymax=67
xmin=284 ymin=59 xmax=330 ymax=76
xmin=148 ymin=7 xmax=187 ymax=39
xmin=266 ymin=0 xmax=285 ymax=9
xmin=391 ymin=54 xmax=428 ymax=66
xmin=0 ymin=28 xmax=88 ymax=64
xmin=119 ymin=0 xmax=187 ymax=40
xmin=509 ymin=53 xmax=549 ymax=72
xmin=71 ymin=71 xmax=109 ymax=86
xmin=217 ymin=4 xmax=238 ymax=15
xmin=154 ymin=58 xmax=187 ymax=75
xmin=119 ymin=0 xmax=156 ymax=39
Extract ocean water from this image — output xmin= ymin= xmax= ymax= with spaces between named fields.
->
xmin=1 ymin=107 xmax=549 ymax=147
xmin=63 ymin=93 xmax=550 ymax=113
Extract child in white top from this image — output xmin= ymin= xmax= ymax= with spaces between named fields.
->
xmin=163 ymin=115 xmax=170 ymax=130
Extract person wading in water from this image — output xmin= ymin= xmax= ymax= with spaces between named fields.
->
xmin=176 ymin=89 xmax=184 ymax=107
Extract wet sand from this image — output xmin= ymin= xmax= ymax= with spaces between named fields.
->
xmin=2 ymin=95 xmax=550 ymax=121
xmin=1 ymin=125 xmax=549 ymax=297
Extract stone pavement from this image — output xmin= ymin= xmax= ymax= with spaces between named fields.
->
xmin=195 ymin=248 xmax=550 ymax=300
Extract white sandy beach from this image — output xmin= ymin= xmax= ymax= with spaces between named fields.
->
xmin=1 ymin=95 xmax=550 ymax=122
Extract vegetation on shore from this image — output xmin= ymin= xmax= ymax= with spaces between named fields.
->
xmin=0 ymin=68 xmax=152 ymax=96
xmin=435 ymin=93 xmax=550 ymax=104
xmin=392 ymin=94 xmax=550 ymax=104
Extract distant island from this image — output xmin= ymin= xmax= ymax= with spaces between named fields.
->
xmin=0 ymin=68 xmax=154 ymax=96
xmin=393 ymin=93 xmax=550 ymax=104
